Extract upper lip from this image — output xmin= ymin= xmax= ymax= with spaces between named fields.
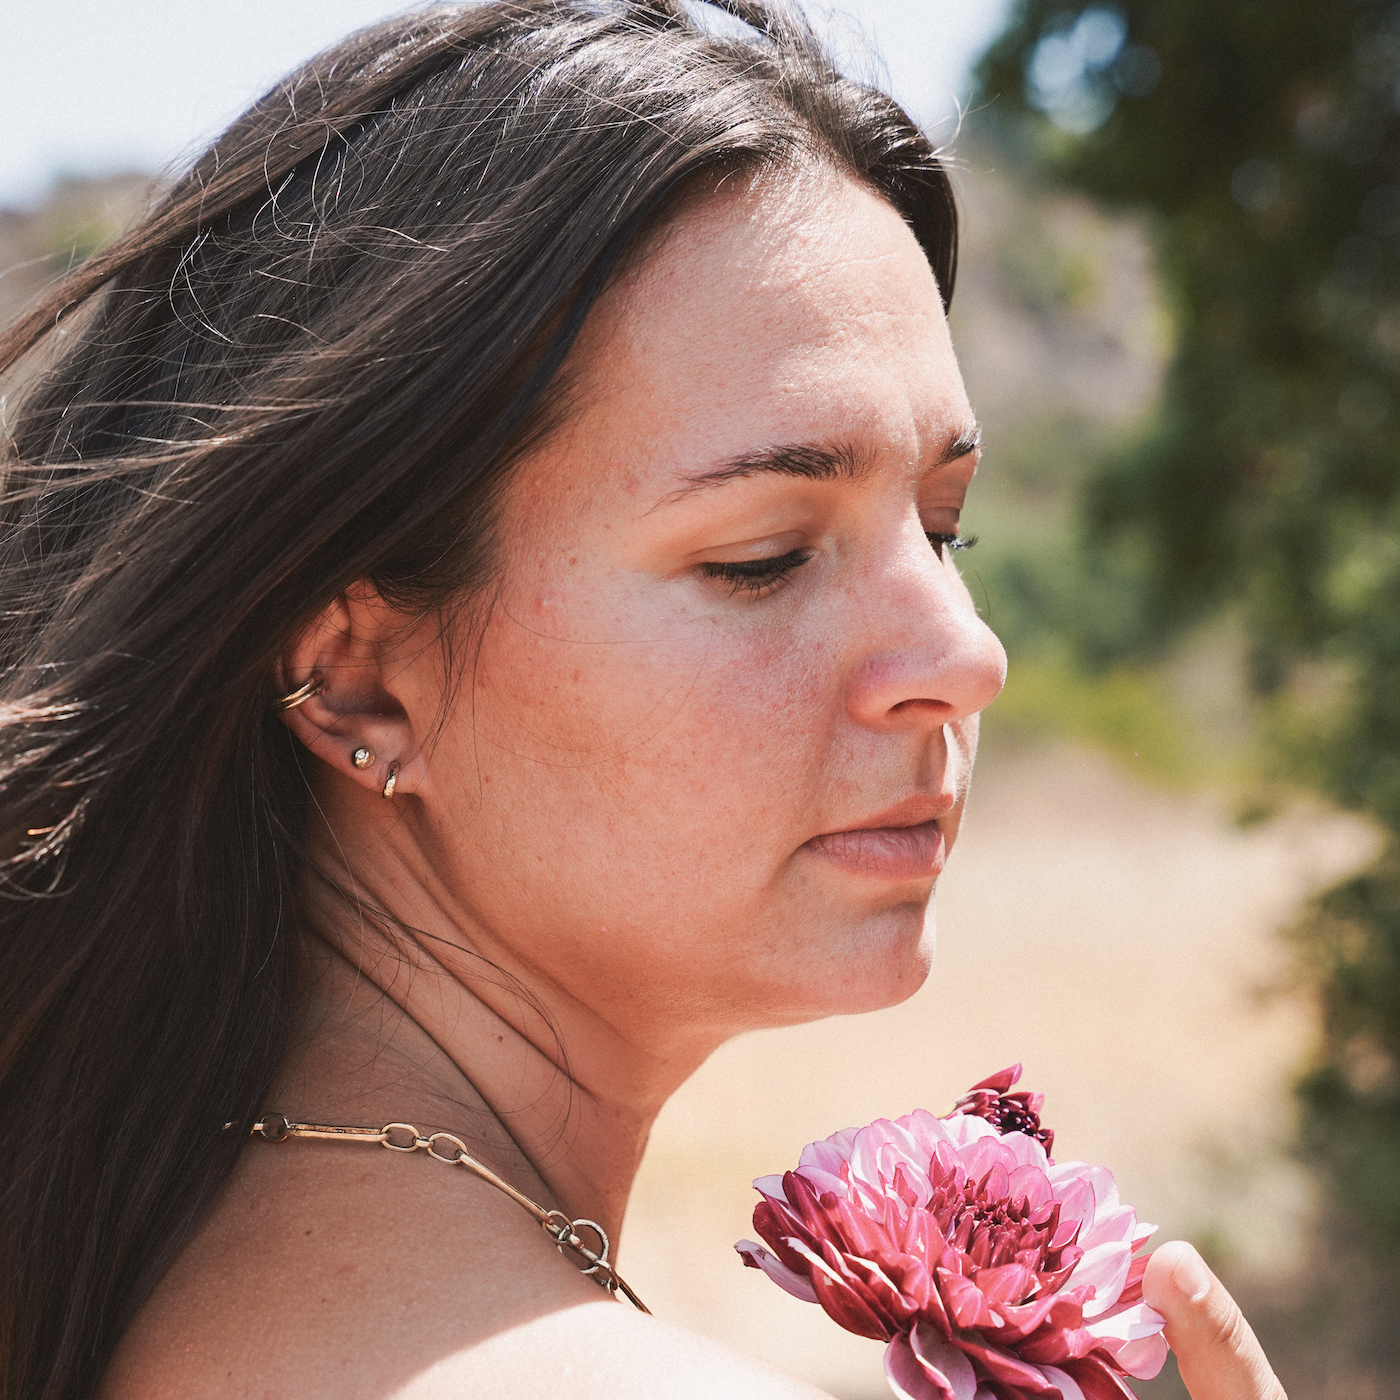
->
xmin=814 ymin=793 xmax=956 ymax=837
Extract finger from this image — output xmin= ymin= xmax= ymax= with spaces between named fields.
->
xmin=1142 ymin=1241 xmax=1286 ymax=1400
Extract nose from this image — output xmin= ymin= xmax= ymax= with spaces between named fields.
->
xmin=843 ymin=526 xmax=1007 ymax=731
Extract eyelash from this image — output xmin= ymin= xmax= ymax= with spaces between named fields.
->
xmin=699 ymin=534 xmax=978 ymax=599
xmin=700 ymin=548 xmax=814 ymax=598
xmin=928 ymin=532 xmax=978 ymax=558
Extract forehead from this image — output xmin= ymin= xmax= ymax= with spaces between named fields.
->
xmin=535 ymin=167 xmax=969 ymax=498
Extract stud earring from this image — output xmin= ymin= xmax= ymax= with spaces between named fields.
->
xmin=352 ymin=747 xmax=374 ymax=769
xmin=382 ymin=763 xmax=399 ymax=799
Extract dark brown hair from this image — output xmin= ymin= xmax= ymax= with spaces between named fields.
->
xmin=0 ymin=3 xmax=957 ymax=1395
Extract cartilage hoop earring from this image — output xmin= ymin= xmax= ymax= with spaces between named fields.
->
xmin=276 ymin=672 xmax=325 ymax=711
xmin=352 ymin=747 xmax=374 ymax=769
xmin=382 ymin=763 xmax=399 ymax=799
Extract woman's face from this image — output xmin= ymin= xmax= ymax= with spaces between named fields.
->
xmin=410 ymin=170 xmax=1006 ymax=1045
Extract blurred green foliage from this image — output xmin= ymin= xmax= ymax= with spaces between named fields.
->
xmin=974 ymin=0 xmax=1400 ymax=1268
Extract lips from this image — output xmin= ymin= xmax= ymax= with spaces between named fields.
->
xmin=803 ymin=817 xmax=946 ymax=882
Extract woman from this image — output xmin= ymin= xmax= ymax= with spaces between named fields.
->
xmin=0 ymin=3 xmax=1284 ymax=1397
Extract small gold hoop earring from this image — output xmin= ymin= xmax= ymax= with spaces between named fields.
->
xmin=352 ymin=747 xmax=374 ymax=770
xmin=276 ymin=673 xmax=325 ymax=711
xmin=382 ymin=763 xmax=399 ymax=799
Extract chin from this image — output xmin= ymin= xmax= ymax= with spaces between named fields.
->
xmin=777 ymin=898 xmax=936 ymax=1024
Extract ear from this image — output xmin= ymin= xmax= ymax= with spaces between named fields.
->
xmin=275 ymin=583 xmax=431 ymax=799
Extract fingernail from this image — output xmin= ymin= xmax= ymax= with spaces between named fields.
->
xmin=1174 ymin=1245 xmax=1211 ymax=1303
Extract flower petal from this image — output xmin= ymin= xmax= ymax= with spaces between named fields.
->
xmin=1065 ymin=1241 xmax=1133 ymax=1317
xmin=752 ymin=1198 xmax=820 ymax=1278
xmin=842 ymin=1253 xmax=921 ymax=1329
xmin=941 ymin=1112 xmax=1002 ymax=1147
xmin=785 ymin=1236 xmax=893 ymax=1341
xmin=1049 ymin=1163 xmax=1120 ymax=1216
xmin=884 ymin=1324 xmax=980 ymax=1400
xmin=1008 ymin=1161 xmax=1054 ymax=1208
xmin=975 ymin=1262 xmax=1037 ymax=1308
xmin=1019 ymin=1324 xmax=1098 ymax=1365
xmin=955 ymin=1337 xmax=1064 ymax=1396
xmin=970 ymin=1065 xmax=1023 ymax=1094
xmin=936 ymin=1268 xmax=999 ymax=1328
xmin=735 ymin=1241 xmax=819 ymax=1304
xmin=1078 ymin=1204 xmax=1138 ymax=1252
xmin=884 ymin=1333 xmax=947 ymax=1400
xmin=1039 ymin=1364 xmax=1088 ymax=1400
xmin=1059 ymin=1357 xmax=1141 ymax=1400
xmin=1106 ymin=1330 xmax=1169 ymax=1380
xmin=1112 ymin=1251 xmax=1151 ymax=1307
xmin=1086 ymin=1299 xmax=1166 ymax=1343
xmin=752 ymin=1173 xmax=788 ymax=1203
xmin=1051 ymin=1175 xmax=1097 ymax=1235
xmin=798 ymin=1124 xmax=863 ymax=1190
xmin=1086 ymin=1300 xmax=1168 ymax=1380
xmin=981 ymin=1292 xmax=1064 ymax=1345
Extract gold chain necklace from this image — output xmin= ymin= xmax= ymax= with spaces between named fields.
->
xmin=250 ymin=1114 xmax=650 ymax=1313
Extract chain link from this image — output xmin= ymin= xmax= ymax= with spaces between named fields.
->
xmin=249 ymin=1114 xmax=650 ymax=1313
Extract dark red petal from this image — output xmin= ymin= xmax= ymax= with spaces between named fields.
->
xmin=981 ymin=1293 xmax=1063 ymax=1345
xmin=752 ymin=1200 xmax=816 ymax=1278
xmin=834 ymin=1194 xmax=898 ymax=1260
xmin=888 ymin=1255 xmax=953 ymax=1337
xmin=975 ymin=1262 xmax=1037 ymax=1307
xmin=1061 ymin=1357 xmax=1142 ymax=1400
xmin=1036 ymin=1249 xmax=1084 ymax=1295
xmin=785 ymin=1170 xmax=845 ymax=1241
xmin=897 ymin=1207 xmax=950 ymax=1263
xmin=936 ymin=1269 xmax=999 ymax=1329
xmin=956 ymin=1337 xmax=1063 ymax=1396
xmin=970 ymin=1065 xmax=1023 ymax=1094
xmin=1115 ymin=1252 xmax=1150 ymax=1307
xmin=1019 ymin=1326 xmax=1098 ymax=1364
xmin=842 ymin=1255 xmax=921 ymax=1328
xmin=1043 ymin=1289 xmax=1092 ymax=1330
xmin=808 ymin=1262 xmax=894 ymax=1341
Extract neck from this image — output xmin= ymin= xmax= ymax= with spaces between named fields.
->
xmin=275 ymin=824 xmax=721 ymax=1254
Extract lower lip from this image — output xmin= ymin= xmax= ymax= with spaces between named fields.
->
xmin=802 ymin=821 xmax=946 ymax=882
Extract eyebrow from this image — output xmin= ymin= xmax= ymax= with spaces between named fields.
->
xmin=658 ymin=421 xmax=983 ymax=506
xmin=668 ymin=441 xmax=867 ymax=499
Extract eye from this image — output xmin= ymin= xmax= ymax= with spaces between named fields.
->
xmin=927 ymin=532 xmax=978 ymax=560
xmin=698 ymin=547 xmax=815 ymax=599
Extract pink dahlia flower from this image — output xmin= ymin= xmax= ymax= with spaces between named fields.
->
xmin=736 ymin=1067 xmax=1167 ymax=1400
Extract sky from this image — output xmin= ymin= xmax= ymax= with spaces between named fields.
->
xmin=0 ymin=0 xmax=1012 ymax=208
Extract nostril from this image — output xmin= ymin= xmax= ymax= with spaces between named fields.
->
xmin=889 ymin=697 xmax=949 ymax=715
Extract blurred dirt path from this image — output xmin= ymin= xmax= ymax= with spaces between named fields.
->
xmin=620 ymin=742 xmax=1376 ymax=1399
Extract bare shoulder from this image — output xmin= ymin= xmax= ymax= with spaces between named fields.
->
xmin=399 ymin=1303 xmax=835 ymax=1399
xmin=98 ymin=1139 xmax=831 ymax=1400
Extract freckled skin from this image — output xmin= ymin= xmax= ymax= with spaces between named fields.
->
xmin=417 ymin=171 xmax=1007 ymax=1036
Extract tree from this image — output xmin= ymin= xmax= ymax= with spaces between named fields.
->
xmin=974 ymin=0 xmax=1400 ymax=1265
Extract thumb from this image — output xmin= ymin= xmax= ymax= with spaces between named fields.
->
xmin=1142 ymin=1241 xmax=1286 ymax=1400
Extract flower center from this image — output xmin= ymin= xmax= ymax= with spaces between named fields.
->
xmin=923 ymin=1162 xmax=1078 ymax=1290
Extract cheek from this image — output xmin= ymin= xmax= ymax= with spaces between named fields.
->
xmin=466 ymin=589 xmax=835 ymax=848
xmin=428 ymin=592 xmax=934 ymax=1026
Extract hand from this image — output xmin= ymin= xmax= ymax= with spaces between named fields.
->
xmin=1143 ymin=1241 xmax=1287 ymax=1400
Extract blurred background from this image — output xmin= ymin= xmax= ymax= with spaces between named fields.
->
xmin=4 ymin=2 xmax=1399 ymax=1396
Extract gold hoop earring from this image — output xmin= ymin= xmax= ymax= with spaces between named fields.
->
xmin=352 ymin=747 xmax=374 ymax=770
xmin=382 ymin=763 xmax=399 ymax=799
xmin=276 ymin=673 xmax=325 ymax=711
